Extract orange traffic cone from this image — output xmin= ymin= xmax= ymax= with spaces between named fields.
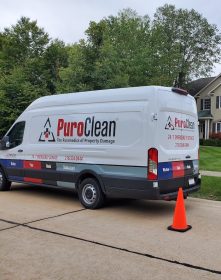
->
xmin=168 ymin=187 xmax=192 ymax=232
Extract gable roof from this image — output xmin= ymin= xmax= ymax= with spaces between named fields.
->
xmin=187 ymin=77 xmax=215 ymax=96
xmin=194 ymin=73 xmax=221 ymax=97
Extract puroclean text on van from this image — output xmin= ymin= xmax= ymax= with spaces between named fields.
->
xmin=57 ymin=117 xmax=117 ymax=138
xmin=174 ymin=118 xmax=195 ymax=130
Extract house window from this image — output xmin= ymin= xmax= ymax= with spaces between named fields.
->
xmin=217 ymin=122 xmax=221 ymax=132
xmin=216 ymin=96 xmax=221 ymax=109
xmin=200 ymin=98 xmax=211 ymax=110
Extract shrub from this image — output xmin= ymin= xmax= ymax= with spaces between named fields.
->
xmin=209 ymin=132 xmax=221 ymax=140
xmin=200 ymin=138 xmax=221 ymax=146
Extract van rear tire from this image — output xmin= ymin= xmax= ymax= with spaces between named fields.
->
xmin=0 ymin=168 xmax=11 ymax=191
xmin=78 ymin=178 xmax=105 ymax=209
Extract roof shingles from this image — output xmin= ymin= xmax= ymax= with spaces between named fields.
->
xmin=187 ymin=77 xmax=215 ymax=96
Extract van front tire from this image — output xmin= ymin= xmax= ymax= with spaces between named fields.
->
xmin=0 ymin=168 xmax=11 ymax=191
xmin=78 ymin=178 xmax=105 ymax=209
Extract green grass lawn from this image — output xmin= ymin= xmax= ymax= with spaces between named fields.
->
xmin=191 ymin=176 xmax=221 ymax=201
xmin=195 ymin=147 xmax=221 ymax=200
xmin=200 ymin=146 xmax=221 ymax=172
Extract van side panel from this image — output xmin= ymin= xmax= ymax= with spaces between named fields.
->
xmin=23 ymin=101 xmax=150 ymax=167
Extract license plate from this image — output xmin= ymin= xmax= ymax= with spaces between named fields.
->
xmin=189 ymin=178 xmax=195 ymax=185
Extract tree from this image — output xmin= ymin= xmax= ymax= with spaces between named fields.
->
xmin=0 ymin=65 xmax=49 ymax=136
xmin=0 ymin=17 xmax=49 ymax=72
xmin=151 ymin=4 xmax=221 ymax=87
xmin=43 ymin=39 xmax=68 ymax=94
xmin=0 ymin=17 xmax=67 ymax=135
xmin=58 ymin=6 xmax=221 ymax=92
xmin=80 ymin=9 xmax=152 ymax=90
xmin=97 ymin=9 xmax=152 ymax=88
xmin=1 ymin=7 xmax=221 ymax=135
xmin=57 ymin=43 xmax=93 ymax=93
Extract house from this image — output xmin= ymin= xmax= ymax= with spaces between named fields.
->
xmin=187 ymin=75 xmax=221 ymax=139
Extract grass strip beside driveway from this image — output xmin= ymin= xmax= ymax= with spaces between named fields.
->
xmin=191 ymin=176 xmax=221 ymax=201
xmin=200 ymin=146 xmax=221 ymax=172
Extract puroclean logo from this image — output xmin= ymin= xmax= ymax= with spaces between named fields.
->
xmin=38 ymin=116 xmax=117 ymax=145
xmin=165 ymin=116 xmax=195 ymax=130
xmin=165 ymin=116 xmax=175 ymax=130
xmin=39 ymin=118 xmax=56 ymax=142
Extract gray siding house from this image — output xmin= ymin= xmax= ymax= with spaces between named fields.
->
xmin=188 ymin=75 xmax=221 ymax=139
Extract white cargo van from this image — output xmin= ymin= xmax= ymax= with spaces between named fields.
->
xmin=0 ymin=86 xmax=200 ymax=208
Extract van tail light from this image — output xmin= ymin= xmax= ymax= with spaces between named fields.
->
xmin=148 ymin=148 xmax=158 ymax=180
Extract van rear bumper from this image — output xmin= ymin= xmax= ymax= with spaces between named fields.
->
xmin=104 ymin=175 xmax=201 ymax=200
xmin=159 ymin=183 xmax=200 ymax=200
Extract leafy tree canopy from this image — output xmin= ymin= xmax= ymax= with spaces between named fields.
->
xmin=0 ymin=6 xmax=221 ymax=135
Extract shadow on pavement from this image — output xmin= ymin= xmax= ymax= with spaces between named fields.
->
xmin=11 ymin=184 xmax=78 ymax=202
xmin=10 ymin=183 xmax=193 ymax=216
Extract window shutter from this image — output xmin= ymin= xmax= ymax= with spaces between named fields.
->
xmin=201 ymin=99 xmax=203 ymax=110
xmin=216 ymin=96 xmax=219 ymax=109
xmin=213 ymin=122 xmax=216 ymax=133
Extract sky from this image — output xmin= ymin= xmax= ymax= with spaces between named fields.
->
xmin=1 ymin=0 xmax=221 ymax=76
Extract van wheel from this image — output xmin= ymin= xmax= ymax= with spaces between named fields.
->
xmin=78 ymin=178 xmax=105 ymax=209
xmin=0 ymin=168 xmax=11 ymax=191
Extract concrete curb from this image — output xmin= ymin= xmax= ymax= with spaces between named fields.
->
xmin=200 ymin=170 xmax=221 ymax=177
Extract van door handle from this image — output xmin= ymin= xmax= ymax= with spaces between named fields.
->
xmin=18 ymin=149 xmax=23 ymax=153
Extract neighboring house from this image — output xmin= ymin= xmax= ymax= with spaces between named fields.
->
xmin=188 ymin=75 xmax=221 ymax=139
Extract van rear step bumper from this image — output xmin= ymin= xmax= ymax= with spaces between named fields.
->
xmin=105 ymin=175 xmax=201 ymax=200
xmin=159 ymin=184 xmax=200 ymax=201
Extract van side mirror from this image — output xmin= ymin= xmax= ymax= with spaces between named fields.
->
xmin=0 ymin=136 xmax=10 ymax=150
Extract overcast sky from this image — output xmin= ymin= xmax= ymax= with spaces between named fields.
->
xmin=1 ymin=0 xmax=221 ymax=75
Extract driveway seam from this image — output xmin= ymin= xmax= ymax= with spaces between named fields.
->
xmin=0 ymin=217 xmax=220 ymax=276
xmin=0 ymin=208 xmax=86 ymax=230
xmin=0 ymin=225 xmax=20 ymax=232
xmin=23 ymin=208 xmax=86 ymax=225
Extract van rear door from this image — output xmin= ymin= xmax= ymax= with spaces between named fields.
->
xmin=156 ymin=88 xmax=199 ymax=186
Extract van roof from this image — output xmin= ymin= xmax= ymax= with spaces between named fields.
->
xmin=25 ymin=86 xmax=180 ymax=111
